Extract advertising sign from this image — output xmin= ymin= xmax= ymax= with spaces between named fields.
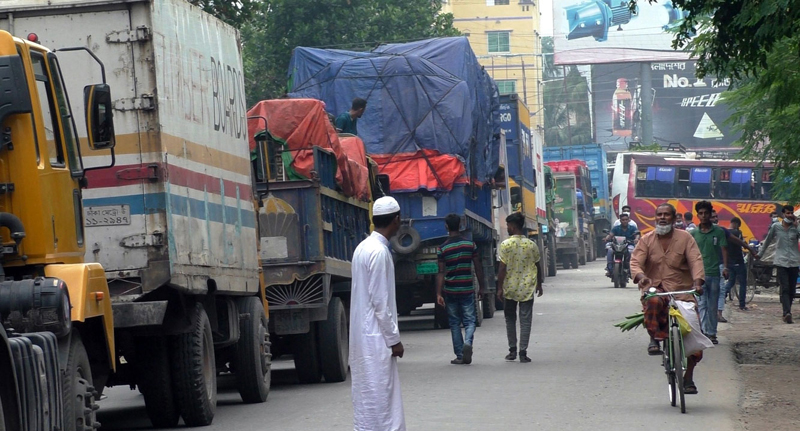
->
xmin=593 ymin=61 xmax=738 ymax=149
xmin=553 ymin=0 xmax=692 ymax=65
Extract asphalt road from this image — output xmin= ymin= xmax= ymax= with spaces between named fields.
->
xmin=97 ymin=260 xmax=741 ymax=430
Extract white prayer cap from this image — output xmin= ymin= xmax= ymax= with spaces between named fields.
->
xmin=373 ymin=196 xmax=400 ymax=216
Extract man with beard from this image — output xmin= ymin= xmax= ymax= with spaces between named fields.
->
xmin=631 ymin=203 xmax=706 ymax=394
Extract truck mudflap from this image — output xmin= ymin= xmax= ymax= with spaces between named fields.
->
xmin=111 ymin=301 xmax=168 ymax=328
xmin=8 ymin=332 xmax=62 ymax=431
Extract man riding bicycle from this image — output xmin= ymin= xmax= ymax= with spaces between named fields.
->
xmin=605 ymin=213 xmax=640 ymax=278
xmin=630 ymin=203 xmax=706 ymax=394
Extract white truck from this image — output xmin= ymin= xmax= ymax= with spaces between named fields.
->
xmin=0 ymin=0 xmax=269 ymax=427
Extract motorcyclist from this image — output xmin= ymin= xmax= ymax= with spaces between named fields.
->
xmin=605 ymin=213 xmax=640 ymax=277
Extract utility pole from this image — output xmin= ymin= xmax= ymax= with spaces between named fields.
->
xmin=563 ymin=65 xmax=573 ymax=147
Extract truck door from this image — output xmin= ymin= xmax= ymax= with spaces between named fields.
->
xmin=2 ymin=9 xmax=149 ymax=272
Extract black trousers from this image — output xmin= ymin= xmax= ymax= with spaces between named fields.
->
xmin=776 ymin=266 xmax=799 ymax=317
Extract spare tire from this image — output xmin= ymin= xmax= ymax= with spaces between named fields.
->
xmin=390 ymin=225 xmax=421 ymax=255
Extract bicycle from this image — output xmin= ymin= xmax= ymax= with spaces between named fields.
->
xmin=644 ymin=287 xmax=698 ymax=414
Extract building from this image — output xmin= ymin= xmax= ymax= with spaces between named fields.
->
xmin=441 ymin=0 xmax=544 ymax=133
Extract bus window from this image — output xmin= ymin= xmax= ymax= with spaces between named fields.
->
xmin=729 ymin=168 xmax=752 ymax=199
xmin=678 ymin=168 xmax=690 ymax=197
xmin=716 ymin=168 xmax=730 ymax=199
xmin=687 ymin=167 xmax=712 ymax=198
xmin=760 ymin=169 xmax=774 ymax=200
xmin=636 ymin=166 xmax=675 ymax=197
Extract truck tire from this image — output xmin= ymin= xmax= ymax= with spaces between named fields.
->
xmin=570 ymin=253 xmax=579 ymax=269
xmin=235 ymin=297 xmax=272 ymax=403
xmin=318 ymin=297 xmax=349 ymax=383
xmin=63 ymin=333 xmax=100 ymax=431
xmin=0 ymin=390 xmax=4 ymax=431
xmin=171 ymin=303 xmax=216 ymax=427
xmin=293 ymin=324 xmax=322 ymax=384
xmin=578 ymin=243 xmax=587 ymax=266
xmin=135 ymin=336 xmax=180 ymax=428
xmin=434 ymin=303 xmax=449 ymax=329
xmin=474 ymin=296 xmax=484 ymax=328
xmin=482 ymin=293 xmax=495 ymax=319
xmin=547 ymin=244 xmax=557 ymax=277
xmin=390 ymin=225 xmax=420 ymax=255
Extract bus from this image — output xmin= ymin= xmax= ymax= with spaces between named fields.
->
xmin=624 ymin=154 xmax=782 ymax=241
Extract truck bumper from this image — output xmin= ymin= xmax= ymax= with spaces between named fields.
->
xmin=112 ymin=301 xmax=168 ymax=328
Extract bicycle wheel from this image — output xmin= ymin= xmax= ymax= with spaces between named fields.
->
xmin=671 ymin=325 xmax=686 ymax=414
xmin=733 ymin=282 xmax=756 ymax=305
xmin=663 ymin=338 xmax=676 ymax=407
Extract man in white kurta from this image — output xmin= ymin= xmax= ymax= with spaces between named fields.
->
xmin=350 ymin=197 xmax=405 ymax=431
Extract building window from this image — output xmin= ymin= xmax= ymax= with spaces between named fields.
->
xmin=488 ymin=31 xmax=510 ymax=53
xmin=486 ymin=0 xmax=510 ymax=5
xmin=497 ymin=80 xmax=516 ymax=95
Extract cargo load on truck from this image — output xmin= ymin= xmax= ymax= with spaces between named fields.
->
xmin=247 ymin=98 xmax=371 ymax=201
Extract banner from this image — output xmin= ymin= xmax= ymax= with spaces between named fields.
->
xmin=553 ymin=0 xmax=691 ymax=65
xmin=592 ymin=61 xmax=739 ymax=149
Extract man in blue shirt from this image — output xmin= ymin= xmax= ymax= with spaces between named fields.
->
xmin=334 ymin=97 xmax=367 ymax=135
xmin=605 ymin=213 xmax=640 ymax=276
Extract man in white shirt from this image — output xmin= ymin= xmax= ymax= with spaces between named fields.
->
xmin=350 ymin=196 xmax=406 ymax=431
xmin=614 ymin=205 xmax=639 ymax=229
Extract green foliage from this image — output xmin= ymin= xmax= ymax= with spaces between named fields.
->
xmin=542 ymin=39 xmax=591 ymax=147
xmin=240 ymin=0 xmax=459 ymax=107
xmin=188 ymin=0 xmax=261 ymax=27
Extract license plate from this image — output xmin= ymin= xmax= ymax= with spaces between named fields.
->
xmin=84 ymin=205 xmax=131 ymax=227
xmin=416 ymin=261 xmax=439 ymax=275
xmin=273 ymin=309 xmax=309 ymax=335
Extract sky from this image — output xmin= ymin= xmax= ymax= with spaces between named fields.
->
xmin=541 ymin=0 xmax=554 ymax=37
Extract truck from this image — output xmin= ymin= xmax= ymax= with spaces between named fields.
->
xmin=1 ymin=0 xmax=271 ymax=427
xmin=0 ymin=28 xmax=115 ymax=430
xmin=543 ymin=144 xmax=612 ymax=258
xmin=546 ymin=160 xmax=596 ymax=266
xmin=287 ymin=38 xmax=500 ymax=329
xmin=497 ymin=94 xmax=551 ymax=280
xmin=246 ymin=98 xmax=379 ymax=384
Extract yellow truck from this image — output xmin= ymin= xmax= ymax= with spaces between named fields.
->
xmin=0 ymin=29 xmax=114 ymax=431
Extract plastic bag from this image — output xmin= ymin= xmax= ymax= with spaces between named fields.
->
xmin=675 ymin=300 xmax=714 ymax=356
xmin=668 ymin=308 xmax=691 ymax=336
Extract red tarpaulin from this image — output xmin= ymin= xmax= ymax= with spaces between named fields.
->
xmin=247 ymin=99 xmax=369 ymax=200
xmin=370 ymin=150 xmax=467 ymax=193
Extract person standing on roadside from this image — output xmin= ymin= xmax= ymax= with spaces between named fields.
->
xmin=496 ymin=212 xmax=543 ymax=363
xmin=691 ymin=201 xmax=729 ymax=344
xmin=757 ymin=205 xmax=800 ymax=324
xmin=350 ymin=196 xmax=405 ymax=431
xmin=436 ymin=214 xmax=486 ymax=365
xmin=335 ymin=97 xmax=367 ymax=135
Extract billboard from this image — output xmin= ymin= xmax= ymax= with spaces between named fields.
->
xmin=553 ymin=0 xmax=692 ymax=64
xmin=593 ymin=61 xmax=738 ymax=149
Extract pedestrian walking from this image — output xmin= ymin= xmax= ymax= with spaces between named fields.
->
xmin=757 ymin=205 xmax=800 ymax=323
xmin=496 ymin=212 xmax=543 ymax=363
xmin=436 ymin=214 xmax=486 ymax=365
xmin=721 ymin=217 xmax=750 ymax=311
xmin=350 ymin=196 xmax=405 ymax=431
xmin=691 ymin=201 xmax=729 ymax=344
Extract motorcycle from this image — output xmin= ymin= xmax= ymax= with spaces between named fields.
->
xmin=605 ymin=232 xmax=635 ymax=289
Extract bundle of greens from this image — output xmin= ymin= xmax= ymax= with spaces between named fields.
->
xmin=614 ymin=312 xmax=644 ymax=332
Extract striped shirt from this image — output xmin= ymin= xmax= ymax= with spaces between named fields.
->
xmin=437 ymin=236 xmax=478 ymax=295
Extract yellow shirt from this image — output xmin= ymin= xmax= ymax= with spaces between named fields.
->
xmin=499 ymin=235 xmax=540 ymax=302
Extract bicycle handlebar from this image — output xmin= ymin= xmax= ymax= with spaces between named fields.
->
xmin=644 ymin=288 xmax=698 ymax=299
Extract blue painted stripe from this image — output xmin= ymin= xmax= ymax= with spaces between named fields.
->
xmin=84 ymin=193 xmax=256 ymax=229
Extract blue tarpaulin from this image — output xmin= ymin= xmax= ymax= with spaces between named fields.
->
xmin=287 ymin=38 xmax=500 ymax=191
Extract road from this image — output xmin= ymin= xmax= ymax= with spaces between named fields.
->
xmin=97 ymin=260 xmax=741 ymax=430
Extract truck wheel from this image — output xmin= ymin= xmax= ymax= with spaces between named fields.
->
xmin=579 ymin=243 xmax=587 ymax=266
xmin=587 ymin=241 xmax=595 ymax=262
xmin=547 ymin=244 xmax=557 ymax=277
xmin=0 ymin=389 xmax=5 ymax=431
xmin=293 ymin=325 xmax=322 ymax=384
xmin=63 ymin=333 xmax=100 ymax=431
xmin=318 ymin=297 xmax=349 ymax=383
xmin=172 ymin=303 xmax=216 ymax=427
xmin=570 ymin=254 xmax=579 ymax=269
xmin=235 ymin=297 xmax=272 ymax=403
xmin=482 ymin=293 xmax=495 ymax=319
xmin=474 ymin=296 xmax=484 ymax=328
xmin=434 ymin=303 xmax=449 ymax=329
xmin=135 ymin=336 xmax=180 ymax=428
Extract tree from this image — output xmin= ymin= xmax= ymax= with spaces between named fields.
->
xmin=188 ymin=0 xmax=262 ymax=27
xmin=541 ymin=37 xmax=591 ymax=147
xmin=240 ymin=0 xmax=459 ymax=106
xmin=630 ymin=0 xmax=800 ymax=203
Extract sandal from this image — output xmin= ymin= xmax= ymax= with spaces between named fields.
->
xmin=684 ymin=380 xmax=698 ymax=395
xmin=647 ymin=340 xmax=662 ymax=356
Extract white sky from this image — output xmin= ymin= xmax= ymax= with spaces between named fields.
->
xmin=541 ymin=0 xmax=554 ymax=37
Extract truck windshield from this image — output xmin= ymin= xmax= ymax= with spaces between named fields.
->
xmin=30 ymin=51 xmax=64 ymax=169
xmin=47 ymin=53 xmax=82 ymax=176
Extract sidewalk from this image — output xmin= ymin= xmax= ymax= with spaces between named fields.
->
xmin=720 ymin=291 xmax=800 ymax=431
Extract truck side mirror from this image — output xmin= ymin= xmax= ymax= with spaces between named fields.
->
xmin=84 ymin=83 xmax=115 ymax=150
